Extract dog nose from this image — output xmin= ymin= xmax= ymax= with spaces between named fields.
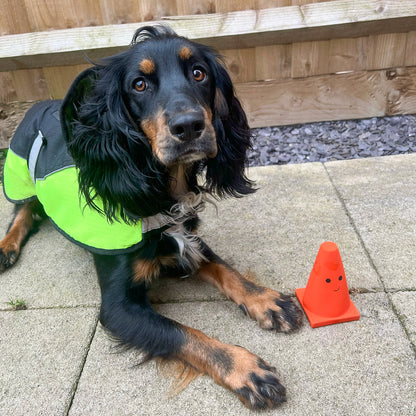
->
xmin=168 ymin=112 xmax=205 ymax=141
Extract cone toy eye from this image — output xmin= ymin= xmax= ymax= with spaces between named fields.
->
xmin=326 ymin=278 xmax=331 ymax=283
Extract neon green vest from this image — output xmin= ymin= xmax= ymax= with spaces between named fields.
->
xmin=3 ymin=101 xmax=168 ymax=255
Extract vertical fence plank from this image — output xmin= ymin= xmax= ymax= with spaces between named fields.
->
xmin=11 ymin=69 xmax=49 ymax=101
xmin=257 ymin=0 xmax=291 ymax=7
xmin=43 ymin=64 xmax=91 ymax=99
xmin=220 ymin=49 xmax=256 ymax=83
xmin=24 ymin=0 xmax=103 ymax=31
xmin=255 ymin=44 xmax=292 ymax=80
xmin=0 ymin=73 xmax=18 ymax=102
xmin=328 ymin=37 xmax=367 ymax=74
xmin=0 ymin=0 xmax=31 ymax=35
xmin=139 ymin=0 xmax=178 ymax=21
xmin=291 ymin=40 xmax=330 ymax=78
xmin=99 ymin=0 xmax=143 ymax=24
xmin=367 ymin=33 xmax=407 ymax=71
xmin=176 ymin=0 xmax=215 ymax=15
xmin=215 ymin=0 xmax=256 ymax=12
xmin=291 ymin=0 xmax=330 ymax=4
xmin=405 ymin=31 xmax=416 ymax=66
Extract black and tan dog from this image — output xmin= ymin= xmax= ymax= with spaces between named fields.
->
xmin=1 ymin=26 xmax=303 ymax=410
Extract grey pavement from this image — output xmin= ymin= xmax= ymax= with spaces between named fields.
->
xmin=1 ymin=154 xmax=415 ymax=415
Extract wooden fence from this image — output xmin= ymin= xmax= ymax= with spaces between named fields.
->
xmin=0 ymin=0 xmax=416 ymax=133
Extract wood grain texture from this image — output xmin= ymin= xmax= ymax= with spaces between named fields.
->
xmin=215 ymin=0 xmax=256 ymax=13
xmin=291 ymin=40 xmax=330 ymax=78
xmin=220 ymin=48 xmax=256 ymax=83
xmin=24 ymin=0 xmax=104 ymax=31
xmin=0 ymin=0 xmax=415 ymax=125
xmin=235 ymin=66 xmax=416 ymax=127
xmin=99 ymin=0 xmax=143 ymax=25
xmin=327 ymin=37 xmax=367 ymax=74
xmin=367 ymin=33 xmax=407 ymax=71
xmin=0 ymin=0 xmax=31 ymax=35
xmin=43 ymin=64 xmax=91 ymax=99
xmin=2 ymin=66 xmax=416 ymax=129
xmin=405 ymin=31 xmax=416 ymax=67
xmin=176 ymin=0 xmax=214 ymax=15
xmin=1 ymin=0 xmax=416 ymax=71
xmin=10 ymin=68 xmax=49 ymax=101
xmin=0 ymin=72 xmax=18 ymax=102
xmin=255 ymin=44 xmax=292 ymax=81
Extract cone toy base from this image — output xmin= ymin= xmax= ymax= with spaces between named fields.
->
xmin=295 ymin=287 xmax=360 ymax=328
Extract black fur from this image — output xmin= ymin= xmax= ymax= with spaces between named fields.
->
xmin=2 ymin=26 xmax=303 ymax=410
xmin=95 ymin=253 xmax=185 ymax=359
xmin=61 ymin=25 xmax=254 ymax=224
xmin=60 ymin=23 xmax=256 ymax=365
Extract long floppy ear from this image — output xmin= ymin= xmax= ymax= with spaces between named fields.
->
xmin=61 ymin=63 xmax=174 ymax=223
xmin=202 ymin=51 xmax=256 ymax=198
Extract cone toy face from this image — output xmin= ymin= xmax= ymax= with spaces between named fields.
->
xmin=303 ymin=260 xmax=350 ymax=317
xmin=295 ymin=241 xmax=360 ymax=328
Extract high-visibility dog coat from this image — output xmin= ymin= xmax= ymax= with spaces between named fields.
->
xmin=3 ymin=100 xmax=170 ymax=255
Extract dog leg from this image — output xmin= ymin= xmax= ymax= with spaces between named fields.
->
xmin=95 ymin=253 xmax=186 ymax=358
xmin=0 ymin=200 xmax=43 ymax=271
xmin=94 ymin=253 xmax=286 ymax=409
xmin=177 ymin=325 xmax=287 ymax=409
xmin=198 ymin=244 xmax=303 ymax=332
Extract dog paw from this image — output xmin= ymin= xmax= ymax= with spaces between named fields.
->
xmin=224 ymin=348 xmax=286 ymax=410
xmin=239 ymin=290 xmax=303 ymax=333
xmin=0 ymin=245 xmax=18 ymax=272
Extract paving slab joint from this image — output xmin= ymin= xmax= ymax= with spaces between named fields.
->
xmin=323 ymin=162 xmax=416 ymax=357
xmin=389 ymin=294 xmax=416 ymax=357
xmin=64 ymin=315 xmax=100 ymax=415
xmin=323 ymin=163 xmax=385 ymax=287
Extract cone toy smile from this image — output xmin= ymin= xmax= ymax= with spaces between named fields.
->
xmin=296 ymin=241 xmax=360 ymax=328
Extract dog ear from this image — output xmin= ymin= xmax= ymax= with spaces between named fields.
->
xmin=61 ymin=64 xmax=174 ymax=223
xmin=61 ymin=67 xmax=97 ymax=143
xmin=202 ymin=52 xmax=256 ymax=198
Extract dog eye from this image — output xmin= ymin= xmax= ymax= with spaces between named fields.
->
xmin=134 ymin=78 xmax=147 ymax=92
xmin=192 ymin=67 xmax=207 ymax=82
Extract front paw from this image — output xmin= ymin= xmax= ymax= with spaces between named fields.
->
xmin=240 ymin=290 xmax=303 ymax=332
xmin=223 ymin=347 xmax=286 ymax=410
xmin=0 ymin=245 xmax=18 ymax=272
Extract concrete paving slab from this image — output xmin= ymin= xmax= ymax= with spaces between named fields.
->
xmin=1 ymin=155 xmax=415 ymax=416
xmin=199 ymin=163 xmax=382 ymax=295
xmin=325 ymin=154 xmax=416 ymax=291
xmin=68 ymin=294 xmax=416 ymax=416
xmin=0 ymin=193 xmax=100 ymax=310
xmin=0 ymin=307 xmax=98 ymax=416
xmin=391 ymin=291 xmax=416 ymax=349
xmin=0 ymin=162 xmax=382 ymax=308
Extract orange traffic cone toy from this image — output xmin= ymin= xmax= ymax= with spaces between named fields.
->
xmin=295 ymin=241 xmax=360 ymax=328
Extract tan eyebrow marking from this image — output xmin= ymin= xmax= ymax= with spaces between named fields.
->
xmin=179 ymin=46 xmax=193 ymax=60
xmin=139 ymin=58 xmax=156 ymax=74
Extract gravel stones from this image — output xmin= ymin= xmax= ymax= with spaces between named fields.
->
xmin=249 ymin=115 xmax=416 ymax=167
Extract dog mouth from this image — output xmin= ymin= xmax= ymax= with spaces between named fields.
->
xmin=152 ymin=126 xmax=218 ymax=166
xmin=141 ymin=111 xmax=218 ymax=166
xmin=165 ymin=139 xmax=218 ymax=165
xmin=176 ymin=150 xmax=208 ymax=163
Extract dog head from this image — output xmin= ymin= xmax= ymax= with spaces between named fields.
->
xmin=128 ymin=28 xmax=218 ymax=167
xmin=61 ymin=26 xmax=255 ymax=222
